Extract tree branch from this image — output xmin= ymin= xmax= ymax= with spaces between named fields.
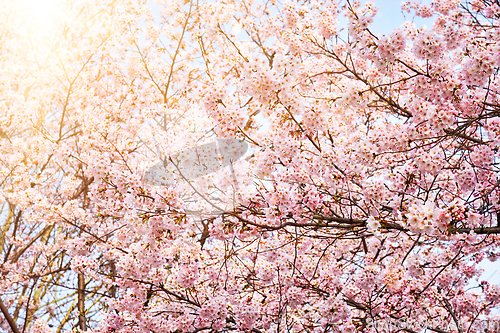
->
xmin=0 ymin=298 xmax=20 ymax=333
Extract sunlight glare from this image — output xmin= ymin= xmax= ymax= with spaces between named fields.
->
xmin=18 ymin=0 xmax=63 ymax=35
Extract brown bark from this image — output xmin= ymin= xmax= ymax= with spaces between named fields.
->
xmin=77 ymin=273 xmax=87 ymax=331
xmin=0 ymin=298 xmax=20 ymax=333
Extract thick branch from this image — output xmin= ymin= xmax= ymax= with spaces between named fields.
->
xmin=448 ymin=227 xmax=500 ymax=234
xmin=77 ymin=273 xmax=87 ymax=331
xmin=0 ymin=298 xmax=20 ymax=333
xmin=443 ymin=128 xmax=489 ymax=145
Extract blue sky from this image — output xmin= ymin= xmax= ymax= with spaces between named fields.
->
xmin=368 ymin=0 xmax=434 ymax=35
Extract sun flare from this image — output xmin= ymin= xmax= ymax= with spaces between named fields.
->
xmin=17 ymin=0 xmax=63 ymax=37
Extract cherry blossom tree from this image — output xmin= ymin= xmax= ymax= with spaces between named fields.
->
xmin=1 ymin=0 xmax=500 ymax=332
